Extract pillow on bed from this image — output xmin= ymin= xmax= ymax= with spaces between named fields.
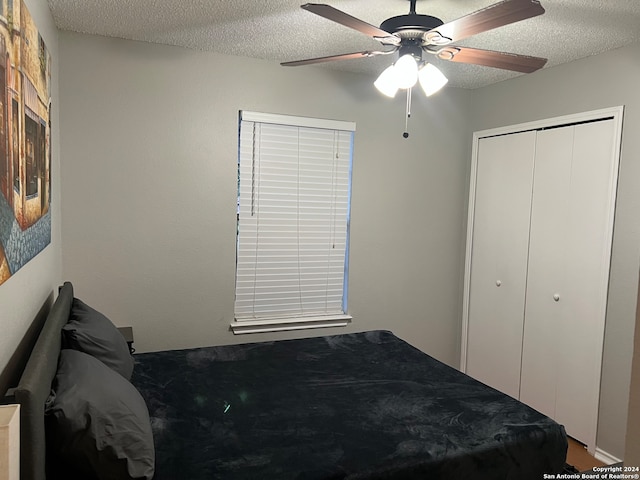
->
xmin=62 ymin=297 xmax=134 ymax=380
xmin=45 ymin=349 xmax=155 ymax=480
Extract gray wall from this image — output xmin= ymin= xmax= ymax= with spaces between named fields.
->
xmin=0 ymin=0 xmax=61 ymax=388
xmin=58 ymin=32 xmax=472 ymax=367
xmin=468 ymin=41 xmax=640 ymax=460
xmin=625 ymin=275 xmax=640 ymax=465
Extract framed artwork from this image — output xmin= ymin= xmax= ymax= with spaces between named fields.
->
xmin=0 ymin=0 xmax=52 ymax=287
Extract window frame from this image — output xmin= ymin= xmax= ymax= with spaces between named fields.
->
xmin=231 ymin=111 xmax=355 ymax=335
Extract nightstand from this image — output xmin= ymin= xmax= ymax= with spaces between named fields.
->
xmin=117 ymin=326 xmax=135 ymax=354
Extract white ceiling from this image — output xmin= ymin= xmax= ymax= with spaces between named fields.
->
xmin=47 ymin=0 xmax=640 ymax=89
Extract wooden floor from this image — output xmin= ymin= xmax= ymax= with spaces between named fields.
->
xmin=566 ymin=437 xmax=606 ymax=471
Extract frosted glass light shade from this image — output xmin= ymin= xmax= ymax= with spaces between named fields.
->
xmin=394 ymin=54 xmax=419 ymax=89
xmin=418 ymin=63 xmax=448 ymax=96
xmin=374 ymin=65 xmax=399 ymax=98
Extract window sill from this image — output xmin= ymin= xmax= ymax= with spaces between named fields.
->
xmin=230 ymin=315 xmax=352 ymax=335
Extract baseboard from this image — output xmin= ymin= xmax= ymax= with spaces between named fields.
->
xmin=594 ymin=447 xmax=622 ymax=465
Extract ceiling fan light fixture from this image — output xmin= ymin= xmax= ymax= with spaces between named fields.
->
xmin=394 ymin=54 xmax=419 ymax=89
xmin=374 ymin=65 xmax=400 ymax=98
xmin=418 ymin=62 xmax=448 ymax=96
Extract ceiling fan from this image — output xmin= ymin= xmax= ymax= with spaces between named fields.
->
xmin=282 ymin=0 xmax=547 ymax=136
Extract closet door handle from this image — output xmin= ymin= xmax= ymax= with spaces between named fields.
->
xmin=496 ymin=280 xmax=502 ymax=287
xmin=553 ymin=294 xmax=560 ymax=302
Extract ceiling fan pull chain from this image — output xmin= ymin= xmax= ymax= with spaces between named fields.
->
xmin=403 ymin=87 xmax=412 ymax=139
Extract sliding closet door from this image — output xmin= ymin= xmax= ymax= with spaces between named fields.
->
xmin=520 ymin=119 xmax=617 ymax=445
xmin=465 ymin=131 xmax=536 ymax=399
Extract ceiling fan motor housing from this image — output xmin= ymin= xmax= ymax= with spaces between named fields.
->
xmin=380 ymin=14 xmax=444 ymax=39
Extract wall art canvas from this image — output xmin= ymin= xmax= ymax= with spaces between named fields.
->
xmin=0 ymin=0 xmax=52 ymax=287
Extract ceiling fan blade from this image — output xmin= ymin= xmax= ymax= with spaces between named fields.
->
xmin=281 ymin=50 xmax=394 ymax=67
xmin=425 ymin=0 xmax=544 ymax=45
xmin=434 ymin=46 xmax=547 ymax=73
xmin=301 ymin=4 xmax=399 ymax=44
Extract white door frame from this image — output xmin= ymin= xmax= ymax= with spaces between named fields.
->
xmin=460 ymin=106 xmax=624 ymax=455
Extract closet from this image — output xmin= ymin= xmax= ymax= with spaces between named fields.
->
xmin=461 ymin=107 xmax=623 ymax=451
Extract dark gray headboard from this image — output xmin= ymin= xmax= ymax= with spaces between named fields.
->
xmin=13 ymin=282 xmax=73 ymax=480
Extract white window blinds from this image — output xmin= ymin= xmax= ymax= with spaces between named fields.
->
xmin=235 ymin=111 xmax=355 ymax=324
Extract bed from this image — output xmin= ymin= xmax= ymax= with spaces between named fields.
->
xmin=10 ymin=282 xmax=568 ymax=479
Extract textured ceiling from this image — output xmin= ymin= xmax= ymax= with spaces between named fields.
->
xmin=47 ymin=0 xmax=640 ymax=89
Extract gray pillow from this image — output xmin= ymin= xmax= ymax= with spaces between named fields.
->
xmin=46 ymin=349 xmax=155 ymax=480
xmin=62 ymin=298 xmax=134 ymax=379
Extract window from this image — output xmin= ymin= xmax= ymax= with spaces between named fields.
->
xmin=232 ymin=111 xmax=355 ymax=334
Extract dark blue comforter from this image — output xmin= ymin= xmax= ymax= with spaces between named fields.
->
xmin=131 ymin=330 xmax=567 ymax=479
